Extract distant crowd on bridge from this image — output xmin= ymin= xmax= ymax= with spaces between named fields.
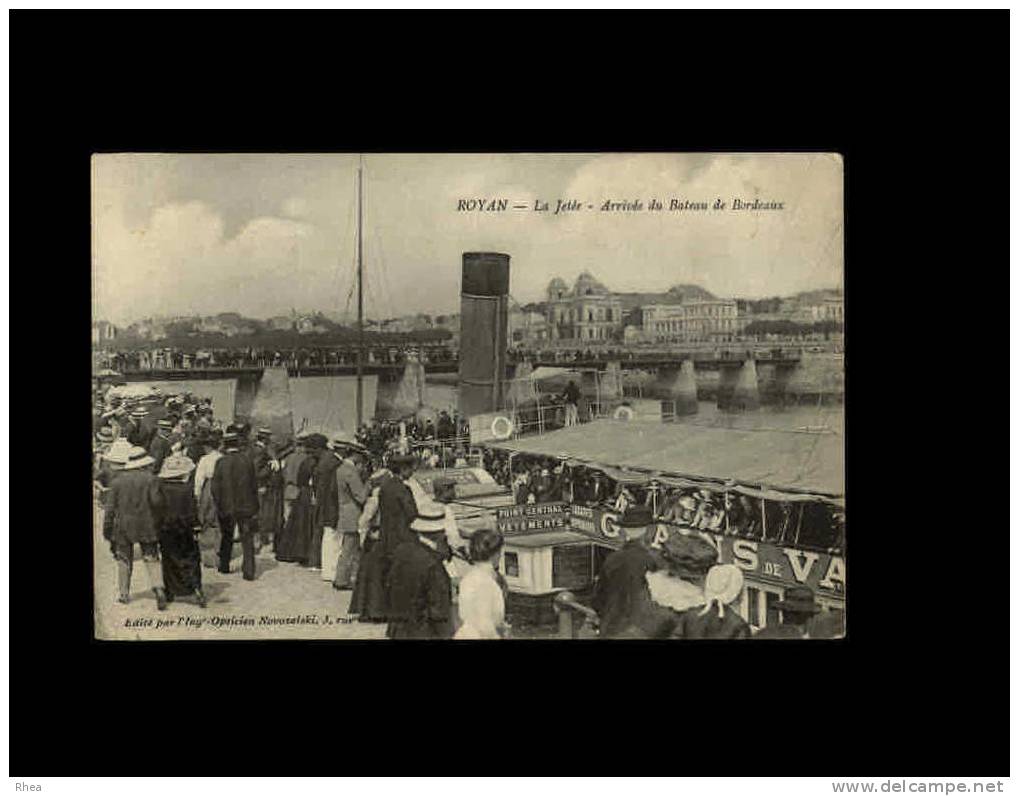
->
xmin=95 ymin=340 xmax=826 ymax=375
xmin=95 ymin=343 xmax=458 ymax=373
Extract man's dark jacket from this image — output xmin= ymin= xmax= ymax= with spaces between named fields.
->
xmin=378 ymin=477 xmax=418 ymax=555
xmin=211 ymin=450 xmax=259 ymax=518
xmin=312 ymin=452 xmax=341 ymax=528
xmin=148 ymin=433 xmax=173 ymax=475
xmin=591 ymin=540 xmax=661 ymax=638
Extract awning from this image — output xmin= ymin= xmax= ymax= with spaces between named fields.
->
xmin=486 ymin=418 xmax=844 ymax=498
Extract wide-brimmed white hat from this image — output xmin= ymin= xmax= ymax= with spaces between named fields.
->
xmin=158 ymin=452 xmax=196 ymax=480
xmin=410 ymin=501 xmax=447 ymax=533
xmin=122 ymin=446 xmax=155 ymax=470
xmin=699 ymin=564 xmax=745 ymax=618
xmin=103 ymin=439 xmax=134 ymax=465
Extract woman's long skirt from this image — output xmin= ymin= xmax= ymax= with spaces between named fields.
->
xmin=349 ymin=535 xmax=387 ymax=621
xmin=159 ymin=520 xmax=203 ymax=596
xmin=275 ymin=489 xmax=313 ymax=564
xmin=258 ymin=483 xmax=284 ymax=550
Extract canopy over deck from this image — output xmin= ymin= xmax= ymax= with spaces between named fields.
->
xmin=485 ymin=418 xmax=844 ymax=499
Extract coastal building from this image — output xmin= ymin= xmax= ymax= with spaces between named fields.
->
xmin=545 ymin=272 xmax=624 ymax=342
xmin=91 ymin=320 xmax=118 ymax=345
xmin=642 ymin=299 xmax=742 ymax=343
xmin=809 ymin=297 xmax=844 ymax=323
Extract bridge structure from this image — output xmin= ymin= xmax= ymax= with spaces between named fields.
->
xmin=111 ymin=350 xmax=803 ymax=381
xmin=103 ymin=346 xmax=842 ymax=422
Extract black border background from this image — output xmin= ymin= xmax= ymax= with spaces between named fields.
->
xmin=10 ymin=10 xmax=1007 ymax=776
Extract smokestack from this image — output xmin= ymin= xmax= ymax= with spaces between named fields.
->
xmin=458 ymin=252 xmax=510 ymax=417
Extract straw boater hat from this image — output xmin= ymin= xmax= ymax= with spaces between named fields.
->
xmin=698 ymin=564 xmax=745 ymax=619
xmin=122 ymin=446 xmax=155 ymax=470
xmin=411 ymin=501 xmax=447 ymax=534
xmin=103 ymin=439 xmax=134 ymax=466
xmin=158 ymin=452 xmax=196 ymax=481
xmin=130 ymin=407 xmax=149 ymax=419
xmin=96 ymin=427 xmax=115 ymax=444
xmin=257 ymin=426 xmax=273 ymax=441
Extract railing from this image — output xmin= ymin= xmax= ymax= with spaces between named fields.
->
xmin=553 ymin=591 xmax=599 ymax=639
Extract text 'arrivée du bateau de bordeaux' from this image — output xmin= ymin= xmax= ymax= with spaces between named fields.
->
xmin=456 ymin=197 xmax=785 ymax=215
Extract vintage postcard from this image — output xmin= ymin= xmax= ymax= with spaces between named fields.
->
xmin=91 ymin=152 xmax=844 ymax=641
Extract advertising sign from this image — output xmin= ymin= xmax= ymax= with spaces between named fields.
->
xmin=568 ymin=504 xmax=845 ymax=599
xmin=496 ymin=502 xmax=571 ymax=536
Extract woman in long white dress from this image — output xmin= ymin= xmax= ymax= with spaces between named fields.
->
xmin=454 ymin=529 xmax=507 ymax=640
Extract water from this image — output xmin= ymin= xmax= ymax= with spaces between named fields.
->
xmin=124 ymin=376 xmax=842 ymax=440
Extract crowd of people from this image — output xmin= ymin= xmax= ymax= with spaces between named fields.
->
xmin=590 ymin=504 xmax=839 ymax=639
xmin=94 ymin=341 xmax=824 ymax=376
xmin=95 ymin=343 xmax=458 ymax=373
xmin=477 ymin=449 xmax=845 ymax=554
xmin=92 ymin=384 xmax=510 ymax=639
xmin=92 ymin=382 xmax=843 ymax=640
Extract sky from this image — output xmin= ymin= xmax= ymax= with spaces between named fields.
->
xmin=92 ymin=152 xmax=844 ymax=327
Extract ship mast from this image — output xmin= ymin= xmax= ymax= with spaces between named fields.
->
xmin=356 ymin=154 xmax=364 ymax=427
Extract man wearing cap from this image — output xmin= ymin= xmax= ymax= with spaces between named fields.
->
xmin=385 ymin=501 xmax=454 ymax=640
xmin=754 ymin=585 xmax=822 ymax=639
xmin=148 ymin=418 xmax=175 ymax=475
xmin=106 ymin=446 xmax=170 ymax=609
xmin=591 ymin=505 xmax=662 ymax=639
xmin=253 ymin=427 xmax=282 ymax=553
xmin=211 ymin=431 xmax=260 ymax=580
xmin=281 ymin=435 xmax=308 ymax=526
xmin=124 ymin=407 xmax=149 ymax=447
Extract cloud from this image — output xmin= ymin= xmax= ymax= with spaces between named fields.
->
xmin=92 ymin=153 xmax=843 ymax=325
xmin=93 ymin=199 xmax=324 ymax=323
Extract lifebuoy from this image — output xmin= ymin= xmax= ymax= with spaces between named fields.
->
xmin=491 ymin=416 xmax=514 ymax=440
xmin=613 ymin=405 xmax=635 ymax=421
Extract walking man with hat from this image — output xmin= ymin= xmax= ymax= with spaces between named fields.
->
xmin=385 ymin=501 xmax=454 ymax=640
xmin=211 ymin=431 xmax=260 ymax=580
xmin=754 ymin=585 xmax=821 ymax=639
xmin=106 ymin=446 xmax=170 ymax=609
xmin=591 ymin=505 xmax=662 ymax=638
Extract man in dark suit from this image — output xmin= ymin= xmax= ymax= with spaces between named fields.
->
xmin=124 ymin=408 xmax=148 ymax=446
xmin=378 ymin=455 xmax=419 ymax=557
xmin=591 ymin=505 xmax=662 ymax=638
xmin=310 ymin=437 xmax=341 ymax=571
xmin=754 ymin=586 xmax=821 ymax=639
xmin=148 ymin=418 xmax=175 ymax=474
xmin=211 ymin=431 xmax=260 ymax=579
